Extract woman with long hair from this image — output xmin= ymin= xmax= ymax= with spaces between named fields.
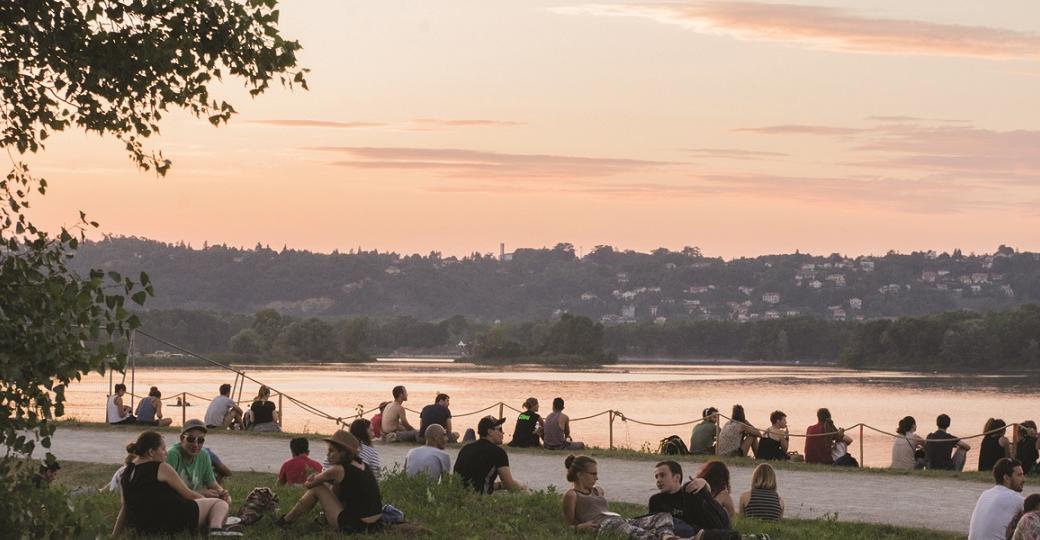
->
xmin=717 ymin=405 xmax=760 ymax=457
xmin=890 ymin=416 xmax=927 ymax=469
xmin=349 ymin=418 xmax=382 ymax=479
xmin=696 ymin=460 xmax=735 ymax=517
xmin=979 ymin=418 xmax=1012 ymax=472
xmin=739 ymin=463 xmax=784 ymax=522
xmin=561 ymin=455 xmax=679 ymax=539
xmin=279 ymin=430 xmax=383 ymax=533
xmin=111 ymin=431 xmax=233 ymax=536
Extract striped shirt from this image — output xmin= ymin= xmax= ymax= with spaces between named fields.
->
xmin=744 ymin=488 xmax=782 ymax=522
xmin=323 ymin=443 xmax=381 ymax=480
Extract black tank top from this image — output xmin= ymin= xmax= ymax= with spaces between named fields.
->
xmin=757 ymin=436 xmax=789 ymax=460
xmin=121 ymin=461 xmax=198 ymax=534
xmin=979 ymin=435 xmax=1005 ymax=472
xmin=335 ymin=461 xmax=383 ymax=528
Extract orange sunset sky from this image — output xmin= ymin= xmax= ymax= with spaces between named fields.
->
xmin=27 ymin=1 xmax=1040 ymax=259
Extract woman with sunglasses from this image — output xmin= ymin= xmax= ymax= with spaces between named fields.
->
xmin=112 ymin=431 xmax=237 ymax=536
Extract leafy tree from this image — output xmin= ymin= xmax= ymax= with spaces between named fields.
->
xmin=229 ymin=328 xmax=264 ymax=355
xmin=275 ymin=318 xmax=335 ymax=361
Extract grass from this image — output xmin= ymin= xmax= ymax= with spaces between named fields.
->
xmin=52 ymin=461 xmax=962 ymax=539
xmin=52 ymin=420 xmax=997 ymax=484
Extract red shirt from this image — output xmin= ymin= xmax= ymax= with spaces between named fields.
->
xmin=371 ymin=414 xmax=383 ymax=438
xmin=804 ymin=422 xmax=832 ymax=464
xmin=277 ymin=454 xmax=322 ymax=485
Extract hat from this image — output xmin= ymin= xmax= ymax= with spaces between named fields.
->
xmin=477 ymin=415 xmax=506 ymax=437
xmin=181 ymin=419 xmax=208 ymax=435
xmin=324 ymin=430 xmax=360 ymax=454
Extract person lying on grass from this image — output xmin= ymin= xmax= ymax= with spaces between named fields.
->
xmin=562 ymin=454 xmax=681 ymax=540
xmin=276 ymin=430 xmax=383 ymax=534
xmin=112 ymin=431 xmax=238 ymax=537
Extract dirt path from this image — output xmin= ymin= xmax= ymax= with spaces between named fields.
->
xmin=41 ymin=427 xmax=1036 ymax=534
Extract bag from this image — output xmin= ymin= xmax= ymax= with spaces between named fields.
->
xmin=658 ymin=435 xmax=690 ymax=455
xmin=906 ymin=438 xmax=927 ymax=470
xmin=381 ymin=503 xmax=405 ymax=524
xmin=833 ymin=453 xmax=859 ymax=467
xmin=237 ymin=487 xmax=279 ymax=525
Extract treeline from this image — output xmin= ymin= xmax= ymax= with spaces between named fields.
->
xmin=131 ymin=306 xmax=1040 ymax=370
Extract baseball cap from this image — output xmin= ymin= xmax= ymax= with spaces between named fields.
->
xmin=181 ymin=418 xmax=208 ymax=435
xmin=477 ymin=415 xmax=506 ymax=437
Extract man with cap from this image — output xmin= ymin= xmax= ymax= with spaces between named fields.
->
xmin=453 ymin=415 xmax=526 ymax=494
xmin=166 ymin=419 xmax=230 ymax=502
xmin=690 ymin=407 xmax=719 ymax=455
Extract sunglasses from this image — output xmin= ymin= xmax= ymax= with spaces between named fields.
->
xmin=184 ymin=435 xmax=205 ymax=445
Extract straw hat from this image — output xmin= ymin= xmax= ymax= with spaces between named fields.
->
xmin=324 ymin=430 xmax=359 ymax=453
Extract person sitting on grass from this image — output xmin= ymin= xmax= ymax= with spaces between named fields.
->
xmin=276 ymin=430 xmax=383 ymax=534
xmin=278 ymin=437 xmax=323 ymax=486
xmin=980 ymin=418 xmax=1013 ymax=473
xmin=968 ymin=457 xmax=1025 ymax=540
xmin=419 ymin=393 xmax=460 ymax=444
xmin=804 ymin=408 xmax=839 ymax=465
xmin=739 ymin=464 xmax=784 ymax=522
xmin=926 ymin=413 xmax=971 ymax=471
xmin=371 ymin=401 xmax=390 ymax=439
xmin=1016 ymin=421 xmax=1039 ymax=475
xmin=544 ymin=397 xmax=586 ymax=451
xmin=510 ymin=397 xmax=545 ymax=448
xmin=135 ymin=387 xmax=173 ymax=427
xmin=690 ymin=407 xmax=719 ymax=455
xmin=107 ymin=383 xmax=136 ymax=425
xmin=454 ymin=415 xmax=527 ymax=494
xmin=717 ymin=405 xmax=760 ymax=458
xmin=696 ymin=460 xmax=736 ymax=517
xmin=246 ymin=385 xmax=281 ymax=432
xmin=406 ymin=424 xmax=452 ymax=480
xmin=204 ymin=384 xmax=243 ymax=430
xmin=1011 ymin=493 xmax=1040 ymax=540
xmin=562 ymin=454 xmax=681 ymax=539
xmin=112 ymin=431 xmax=237 ymax=537
xmin=166 ymin=419 xmax=231 ymax=503
xmin=206 ymin=448 xmax=232 ymax=485
xmin=755 ymin=411 xmax=790 ymax=461
xmin=350 ymin=418 xmax=382 ymax=480
xmin=382 ymin=386 xmax=419 ymax=443
xmin=891 ymin=416 xmax=927 ymax=470
xmin=650 ymin=460 xmax=739 ymax=539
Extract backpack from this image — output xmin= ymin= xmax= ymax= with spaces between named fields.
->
xmin=237 ymin=487 xmax=279 ymax=525
xmin=658 ymin=435 xmax=690 ymax=455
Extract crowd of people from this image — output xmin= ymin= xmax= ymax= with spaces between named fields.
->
xmin=97 ymin=385 xmax=1040 ymax=538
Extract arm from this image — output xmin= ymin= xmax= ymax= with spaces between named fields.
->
xmin=957 ymin=439 xmax=971 ymax=450
xmin=112 ymin=490 xmax=127 ymax=536
xmin=496 ymin=466 xmax=526 ymax=492
xmin=445 ymin=417 xmax=453 ymax=435
xmin=718 ymin=489 xmax=736 ymax=516
xmin=779 ymin=495 xmax=786 ymax=516
xmin=304 ymin=465 xmax=344 ymax=489
xmin=277 ymin=465 xmax=287 ymax=486
xmin=738 ymin=491 xmax=750 ymax=515
xmin=684 ymin=477 xmax=708 ymax=493
xmin=1000 ymin=437 xmax=1012 ymax=457
xmin=156 ymin=462 xmax=203 ymax=501
xmin=154 ymin=399 xmax=164 ymax=419
xmin=561 ymin=415 xmax=571 ymax=440
xmin=400 ymin=410 xmax=415 ymax=431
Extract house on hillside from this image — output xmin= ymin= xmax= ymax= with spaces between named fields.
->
xmin=762 ymin=292 xmax=781 ymax=304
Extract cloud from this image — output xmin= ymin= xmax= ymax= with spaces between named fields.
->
xmin=247 ymin=119 xmax=388 ymax=129
xmin=735 ymin=125 xmax=864 ymax=136
xmin=866 ymin=115 xmax=967 ymax=124
xmin=309 ymin=146 xmax=674 ymax=179
xmin=412 ymin=118 xmax=525 ymax=127
xmin=551 ymin=2 xmax=1040 ymax=59
xmin=684 ymin=148 xmax=788 ymax=160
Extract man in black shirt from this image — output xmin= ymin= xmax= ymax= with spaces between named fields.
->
xmin=649 ymin=461 xmax=737 ymax=540
xmin=419 ymin=393 xmax=459 ymax=443
xmin=453 ymin=415 xmax=526 ymax=494
xmin=926 ymin=413 xmax=971 ymax=470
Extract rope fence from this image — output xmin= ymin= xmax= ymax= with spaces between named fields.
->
xmin=103 ymin=329 xmax=1031 ymax=469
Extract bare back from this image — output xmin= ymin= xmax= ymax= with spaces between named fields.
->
xmin=382 ymin=402 xmax=407 ymax=433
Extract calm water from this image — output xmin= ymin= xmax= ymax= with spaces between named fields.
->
xmin=68 ymin=362 xmax=1036 ymax=470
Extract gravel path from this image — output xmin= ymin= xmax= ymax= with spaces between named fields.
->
xmin=41 ymin=427 xmax=1038 ymax=534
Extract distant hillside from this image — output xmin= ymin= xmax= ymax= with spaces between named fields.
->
xmin=71 ymin=237 xmax=1040 ymax=322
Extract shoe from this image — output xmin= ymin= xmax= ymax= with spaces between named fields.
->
xmin=385 ymin=432 xmax=398 ymax=443
xmin=224 ymin=516 xmax=242 ymax=527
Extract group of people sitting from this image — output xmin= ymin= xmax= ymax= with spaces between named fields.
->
xmin=107 ymin=383 xmax=284 ymax=433
xmin=365 ymin=386 xmax=587 ymax=451
xmin=106 ymin=384 xmax=174 ymax=427
xmin=689 ymin=405 xmax=1040 ymax=474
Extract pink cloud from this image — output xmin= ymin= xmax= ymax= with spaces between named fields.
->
xmin=309 ymin=146 xmax=674 ymax=179
xmin=684 ymin=148 xmax=787 ymax=160
xmin=412 ymin=118 xmax=525 ymax=127
xmin=248 ymin=119 xmax=388 ymax=128
xmin=553 ymin=2 xmax=1040 ymax=59
xmin=735 ymin=125 xmax=864 ymax=136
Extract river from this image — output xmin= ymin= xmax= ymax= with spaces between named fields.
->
xmin=68 ymin=361 xmax=1036 ymax=470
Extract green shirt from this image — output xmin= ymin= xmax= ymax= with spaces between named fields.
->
xmin=690 ymin=421 xmax=717 ymax=454
xmin=166 ymin=443 xmax=215 ymax=491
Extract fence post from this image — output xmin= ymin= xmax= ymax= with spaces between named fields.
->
xmin=859 ymin=424 xmax=864 ymax=467
xmin=499 ymin=402 xmax=504 ymax=420
xmin=278 ymin=393 xmax=284 ymax=426
xmin=181 ymin=392 xmax=187 ymax=426
xmin=714 ymin=416 xmax=721 ymax=456
xmin=608 ymin=410 xmax=614 ymax=450
xmin=1012 ymin=423 xmax=1020 ymax=452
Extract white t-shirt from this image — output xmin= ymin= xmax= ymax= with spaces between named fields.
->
xmin=107 ymin=394 xmax=129 ymax=423
xmin=968 ymin=485 xmax=1025 ymax=540
xmin=890 ymin=432 xmax=921 ymax=469
xmin=205 ymin=395 xmax=236 ymax=426
xmin=106 ymin=465 xmax=126 ymax=491
xmin=405 ymin=445 xmax=451 ymax=480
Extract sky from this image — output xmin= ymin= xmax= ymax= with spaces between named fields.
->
xmin=27 ymin=0 xmax=1040 ymax=259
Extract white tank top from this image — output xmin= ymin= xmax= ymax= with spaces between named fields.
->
xmin=107 ymin=394 xmax=128 ymax=423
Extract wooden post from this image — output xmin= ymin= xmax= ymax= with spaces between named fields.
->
xmin=608 ymin=411 xmax=614 ymax=450
xmin=181 ymin=392 xmax=187 ymax=426
xmin=715 ymin=415 xmax=721 ymax=456
xmin=498 ymin=402 xmax=504 ymax=420
xmin=278 ymin=393 xmax=284 ymax=425
xmin=859 ymin=424 xmax=864 ymax=467
xmin=1012 ymin=423 xmax=1020 ymax=455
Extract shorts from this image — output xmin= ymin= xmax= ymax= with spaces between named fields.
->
xmin=337 ymin=512 xmax=384 ymax=534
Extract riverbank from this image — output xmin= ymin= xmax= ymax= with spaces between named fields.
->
xmin=41 ymin=426 xmax=1038 ymax=533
